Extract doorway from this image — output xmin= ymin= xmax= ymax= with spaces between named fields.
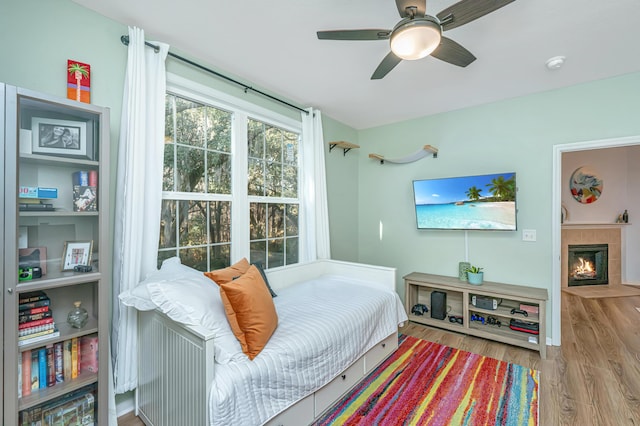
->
xmin=551 ymin=135 xmax=640 ymax=345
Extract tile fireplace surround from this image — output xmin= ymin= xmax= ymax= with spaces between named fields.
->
xmin=561 ymin=226 xmax=622 ymax=287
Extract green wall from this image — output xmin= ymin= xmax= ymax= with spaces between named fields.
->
xmin=322 ymin=117 xmax=360 ymax=261
xmin=355 ymin=72 xmax=640 ymax=303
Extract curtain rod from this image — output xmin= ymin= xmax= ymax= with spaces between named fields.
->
xmin=120 ymin=35 xmax=309 ymax=115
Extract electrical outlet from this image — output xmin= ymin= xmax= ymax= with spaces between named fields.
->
xmin=522 ymin=229 xmax=536 ymax=242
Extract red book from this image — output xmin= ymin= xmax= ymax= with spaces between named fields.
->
xmin=80 ymin=335 xmax=99 ymax=374
xmin=18 ymin=317 xmax=54 ymax=330
xmin=21 ymin=350 xmax=31 ymax=397
xmin=20 ymin=306 xmax=49 ymax=316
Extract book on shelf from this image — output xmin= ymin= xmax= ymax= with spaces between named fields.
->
xmin=19 ymin=310 xmax=53 ymax=325
xmin=80 ymin=335 xmax=99 ymax=374
xmin=71 ymin=337 xmax=79 ymax=379
xmin=19 ymin=384 xmax=95 ymax=426
xmin=18 ymin=186 xmax=58 ymax=199
xmin=63 ymin=340 xmax=72 ymax=382
xmin=19 ymin=306 xmax=50 ymax=316
xmin=18 ymin=352 xmax=22 ymax=398
xmin=38 ymin=348 xmax=46 ymax=389
xmin=18 ymin=329 xmax=60 ymax=347
xmin=18 ymin=198 xmax=44 ymax=204
xmin=30 ymin=351 xmax=39 ymax=390
xmin=46 ymin=345 xmax=55 ymax=387
xmin=19 ymin=317 xmax=54 ymax=330
xmin=19 ymin=322 xmax=56 ymax=337
xmin=19 ymin=299 xmax=50 ymax=311
xmin=19 ymin=290 xmax=49 ymax=304
xmin=19 ymin=202 xmax=55 ymax=212
xmin=22 ymin=350 xmax=32 ymax=397
xmin=72 ymin=185 xmax=97 ymax=212
xmin=54 ymin=342 xmax=64 ymax=384
xmin=72 ymin=170 xmax=98 ymax=186
xmin=20 ymin=405 xmax=43 ymax=426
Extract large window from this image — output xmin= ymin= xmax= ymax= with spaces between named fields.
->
xmin=159 ymin=87 xmax=301 ymax=271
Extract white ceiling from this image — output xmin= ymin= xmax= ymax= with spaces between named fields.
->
xmin=73 ymin=0 xmax=640 ymax=130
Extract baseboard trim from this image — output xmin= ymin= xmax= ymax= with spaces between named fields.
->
xmin=116 ymin=392 xmax=135 ymax=418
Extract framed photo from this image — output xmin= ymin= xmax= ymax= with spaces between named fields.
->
xmin=31 ymin=117 xmax=88 ymax=158
xmin=62 ymin=241 xmax=93 ymax=271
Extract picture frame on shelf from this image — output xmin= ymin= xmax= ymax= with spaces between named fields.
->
xmin=31 ymin=117 xmax=88 ymax=159
xmin=62 ymin=241 xmax=93 ymax=271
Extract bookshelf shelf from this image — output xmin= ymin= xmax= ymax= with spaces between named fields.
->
xmin=18 ymin=371 xmax=98 ymax=411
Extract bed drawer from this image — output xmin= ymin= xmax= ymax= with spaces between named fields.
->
xmin=265 ymin=394 xmax=314 ymax=426
xmin=314 ymin=357 xmax=365 ymax=417
xmin=364 ymin=333 xmax=397 ymax=373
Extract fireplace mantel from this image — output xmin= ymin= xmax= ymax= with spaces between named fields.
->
xmin=562 ymin=222 xmax=630 ymax=229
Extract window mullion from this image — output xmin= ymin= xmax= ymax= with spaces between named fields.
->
xmin=231 ymin=112 xmax=249 ymax=263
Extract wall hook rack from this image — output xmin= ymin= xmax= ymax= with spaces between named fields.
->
xmin=369 ymin=145 xmax=438 ymax=164
xmin=329 ymin=141 xmax=360 ymax=156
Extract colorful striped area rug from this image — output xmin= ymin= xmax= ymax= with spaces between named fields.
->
xmin=314 ymin=335 xmax=539 ymax=426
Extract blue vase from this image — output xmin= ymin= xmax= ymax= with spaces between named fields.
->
xmin=467 ymin=272 xmax=484 ymax=285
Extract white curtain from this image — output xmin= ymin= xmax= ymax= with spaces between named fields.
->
xmin=111 ymin=26 xmax=168 ymax=394
xmin=300 ymin=108 xmax=331 ymax=261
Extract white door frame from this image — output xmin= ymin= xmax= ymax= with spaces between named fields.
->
xmin=551 ymin=135 xmax=640 ymax=345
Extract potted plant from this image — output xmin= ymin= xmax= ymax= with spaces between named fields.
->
xmin=465 ymin=266 xmax=484 ymax=285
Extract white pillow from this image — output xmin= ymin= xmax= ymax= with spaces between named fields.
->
xmin=118 ymin=257 xmax=244 ymax=363
xmin=119 ymin=257 xmax=202 ymax=310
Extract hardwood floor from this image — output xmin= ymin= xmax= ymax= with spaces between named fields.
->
xmin=118 ymin=412 xmax=144 ymax=426
xmin=117 ymin=291 xmax=640 ymax=425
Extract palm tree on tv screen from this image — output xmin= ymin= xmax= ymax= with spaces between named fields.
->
xmin=465 ymin=186 xmax=482 ymax=201
xmin=486 ymin=175 xmax=516 ymax=201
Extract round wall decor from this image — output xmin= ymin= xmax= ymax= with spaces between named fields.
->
xmin=570 ymin=166 xmax=603 ymax=204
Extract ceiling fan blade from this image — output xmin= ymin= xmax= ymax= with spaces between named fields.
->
xmin=317 ymin=29 xmax=391 ymax=41
xmin=430 ymin=36 xmax=476 ymax=67
xmin=395 ymin=0 xmax=426 ymax=18
xmin=371 ymin=52 xmax=403 ymax=80
xmin=437 ymin=0 xmax=516 ymax=31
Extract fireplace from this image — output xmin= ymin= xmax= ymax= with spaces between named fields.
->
xmin=568 ymin=244 xmax=608 ymax=286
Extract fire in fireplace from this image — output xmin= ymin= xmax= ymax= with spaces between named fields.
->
xmin=568 ymin=244 xmax=608 ymax=286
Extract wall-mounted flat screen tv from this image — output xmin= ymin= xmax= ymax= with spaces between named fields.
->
xmin=413 ymin=172 xmax=517 ymax=230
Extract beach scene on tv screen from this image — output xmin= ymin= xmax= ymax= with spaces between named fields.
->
xmin=413 ymin=172 xmax=516 ymax=230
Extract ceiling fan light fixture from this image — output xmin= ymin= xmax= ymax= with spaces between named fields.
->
xmin=390 ymin=17 xmax=442 ymax=60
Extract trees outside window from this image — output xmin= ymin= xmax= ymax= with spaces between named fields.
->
xmin=159 ymin=91 xmax=300 ymax=271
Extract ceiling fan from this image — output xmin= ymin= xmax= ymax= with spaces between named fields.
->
xmin=317 ymin=0 xmax=516 ymax=79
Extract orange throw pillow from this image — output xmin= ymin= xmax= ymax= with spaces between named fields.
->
xmin=218 ymin=265 xmax=278 ymax=360
xmin=204 ymin=258 xmax=250 ymax=284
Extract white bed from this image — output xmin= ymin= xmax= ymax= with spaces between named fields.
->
xmin=122 ymin=258 xmax=407 ymax=426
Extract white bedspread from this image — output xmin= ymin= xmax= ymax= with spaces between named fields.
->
xmin=208 ymin=275 xmax=407 ymax=426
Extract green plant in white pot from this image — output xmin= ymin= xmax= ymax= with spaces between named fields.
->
xmin=465 ymin=266 xmax=484 ymax=285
